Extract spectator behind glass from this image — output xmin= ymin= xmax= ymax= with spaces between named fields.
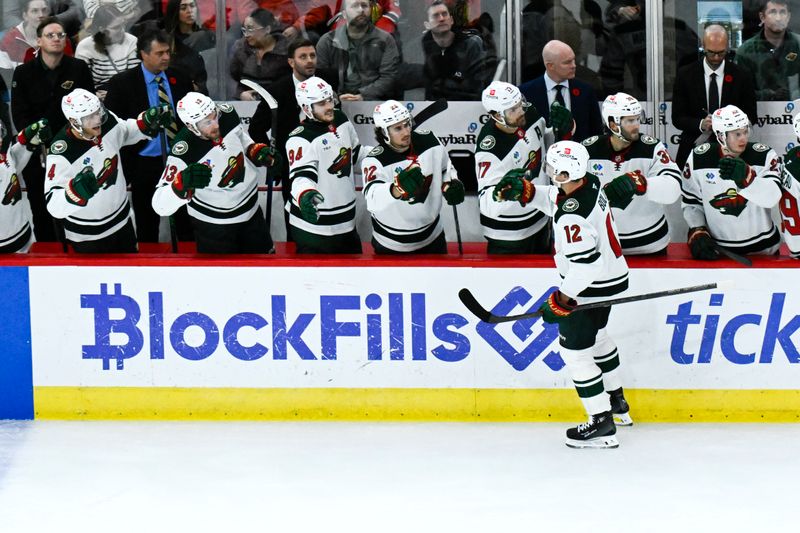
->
xmin=3 ymin=0 xmax=82 ymax=40
xmin=737 ymin=0 xmax=800 ymax=101
xmin=164 ymin=0 xmax=214 ymax=52
xmin=316 ymin=0 xmax=400 ymax=101
xmin=74 ymin=5 xmax=139 ymax=99
xmin=1 ymin=0 xmax=75 ymax=65
xmin=229 ymin=7 xmax=290 ymax=100
xmin=287 ymin=0 xmax=401 ymax=42
xmin=422 ymin=0 xmax=489 ymax=100
xmin=159 ymin=0 xmax=255 ymax=31
xmin=83 ymin=0 xmax=143 ymax=29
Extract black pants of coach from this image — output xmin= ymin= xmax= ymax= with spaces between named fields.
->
xmin=191 ymin=208 xmax=273 ymax=253
xmin=128 ymin=155 xmax=193 ymax=243
xmin=22 ymin=157 xmax=56 ymax=242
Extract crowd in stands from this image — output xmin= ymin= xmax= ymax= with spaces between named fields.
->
xmin=0 ymin=0 xmax=799 ymax=260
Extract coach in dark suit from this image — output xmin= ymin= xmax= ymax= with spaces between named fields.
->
xmin=672 ymin=24 xmax=757 ymax=169
xmin=105 ymin=27 xmax=192 ymax=243
xmin=248 ymin=38 xmax=337 ymax=238
xmin=519 ymin=40 xmax=603 ymax=142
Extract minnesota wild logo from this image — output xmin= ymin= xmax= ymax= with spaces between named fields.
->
xmin=710 ymin=188 xmax=748 ymax=216
xmin=218 ymin=152 xmax=245 ymax=188
xmin=525 ymin=149 xmax=541 ymax=174
xmin=2 ymin=173 xmax=21 ymax=205
xmin=96 ymin=155 xmax=119 ymax=189
xmin=328 ymin=147 xmax=352 ymax=178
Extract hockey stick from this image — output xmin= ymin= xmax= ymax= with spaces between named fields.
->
xmin=713 ymin=243 xmax=753 ymax=267
xmin=159 ymin=128 xmax=178 ymax=253
xmin=240 ymin=79 xmax=279 ymax=110
xmin=459 ymin=281 xmax=732 ymax=324
xmin=40 ymin=142 xmax=68 ymax=252
xmin=452 ymin=203 xmax=463 ymax=255
xmin=412 ymin=98 xmax=448 ymax=126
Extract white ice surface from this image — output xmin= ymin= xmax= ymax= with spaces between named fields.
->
xmin=0 ymin=421 xmax=797 ymax=532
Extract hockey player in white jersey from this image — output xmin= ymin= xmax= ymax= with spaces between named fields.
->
xmin=286 ymin=76 xmax=363 ymax=253
xmin=152 ymin=92 xmax=279 ymax=254
xmin=0 ymin=119 xmax=51 ymax=253
xmin=361 ymin=100 xmax=465 ymax=254
xmin=475 ymin=81 xmax=574 ymax=254
xmin=495 ymin=141 xmax=631 ymax=448
xmin=778 ymin=113 xmax=800 ymax=258
xmin=583 ymin=93 xmax=682 ymax=254
xmin=45 ymin=88 xmax=172 ymax=253
xmin=682 ymin=105 xmax=782 ymax=260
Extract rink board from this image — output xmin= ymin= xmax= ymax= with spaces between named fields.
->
xmin=2 ymin=261 xmax=800 ymax=421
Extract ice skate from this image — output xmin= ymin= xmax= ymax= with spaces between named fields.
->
xmin=609 ymin=388 xmax=633 ymax=426
xmin=565 ymin=411 xmax=618 ymax=449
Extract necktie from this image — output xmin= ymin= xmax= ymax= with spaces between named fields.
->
xmin=554 ymin=84 xmax=566 ymax=107
xmin=708 ymin=72 xmax=719 ymax=115
xmin=154 ymin=75 xmax=179 ymax=141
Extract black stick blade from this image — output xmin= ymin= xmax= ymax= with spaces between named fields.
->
xmin=413 ymin=98 xmax=448 ymax=126
xmin=458 ymin=288 xmax=495 ymax=323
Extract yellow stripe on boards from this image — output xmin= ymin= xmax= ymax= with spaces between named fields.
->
xmin=33 ymin=387 xmax=800 ymax=422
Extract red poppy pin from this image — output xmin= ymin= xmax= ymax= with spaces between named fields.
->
xmin=169 ymin=76 xmax=177 ymax=85
xmin=724 ymin=74 xmax=733 ymax=83
xmin=571 ymin=87 xmax=580 ymax=97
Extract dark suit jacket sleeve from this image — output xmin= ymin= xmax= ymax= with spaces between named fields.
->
xmin=581 ymin=82 xmax=603 ymax=138
xmin=104 ymin=69 xmax=139 ymax=120
xmin=672 ymin=64 xmax=702 ymax=134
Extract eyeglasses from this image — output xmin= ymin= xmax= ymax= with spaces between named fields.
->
xmin=241 ymin=26 xmax=265 ymax=35
xmin=705 ymin=49 xmax=727 ymax=57
xmin=43 ymin=31 xmax=67 ymax=40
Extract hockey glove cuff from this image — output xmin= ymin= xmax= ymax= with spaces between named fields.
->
xmin=687 ymin=226 xmax=720 ymax=260
xmin=539 ymin=290 xmax=577 ymax=325
xmin=493 ymin=170 xmax=535 ymax=206
xmin=18 ymin=119 xmax=52 ymax=149
xmin=718 ymin=157 xmax=755 ymax=188
xmin=247 ymin=142 xmax=282 ymax=168
xmin=442 ymin=179 xmax=465 ymax=205
xmin=172 ymin=163 xmax=211 ymax=199
xmin=66 ymin=167 xmax=99 ymax=206
xmin=298 ymin=189 xmax=324 ymax=223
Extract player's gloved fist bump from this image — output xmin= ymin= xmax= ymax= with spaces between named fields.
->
xmin=299 ymin=189 xmax=324 ymax=223
xmin=539 ymin=290 xmax=577 ymax=324
xmin=687 ymin=226 xmax=720 ymax=261
xmin=393 ymin=165 xmax=424 ymax=201
xmin=66 ymin=167 xmax=99 ymax=206
xmin=442 ymin=179 xmax=465 ymax=205
xmin=718 ymin=157 xmax=754 ymax=188
xmin=493 ymin=169 xmax=534 ymax=206
xmin=603 ymin=173 xmax=636 ymax=209
xmin=173 ymin=163 xmax=211 ymax=199
xmin=139 ymin=104 xmax=172 ymax=135
xmin=549 ymin=102 xmax=574 ymax=140
xmin=18 ymin=119 xmax=52 ymax=148
xmin=247 ymin=143 xmax=281 ymax=168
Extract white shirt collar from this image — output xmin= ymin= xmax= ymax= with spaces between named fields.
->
xmin=703 ymin=59 xmax=725 ymax=78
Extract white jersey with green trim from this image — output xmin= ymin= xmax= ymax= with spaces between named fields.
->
xmin=682 ymin=141 xmax=782 ymax=255
xmin=361 ymin=130 xmax=452 ymax=252
xmin=778 ymin=146 xmax=800 ymax=258
xmin=0 ymin=143 xmax=34 ymax=252
xmin=583 ymin=134 xmax=682 ymax=254
xmin=45 ymin=111 xmax=149 ymax=243
xmin=473 ymin=106 xmax=550 ymax=241
xmin=152 ymin=104 xmax=261 ymax=224
xmin=530 ymin=174 xmax=629 ymax=301
xmin=286 ymin=110 xmax=361 ymax=237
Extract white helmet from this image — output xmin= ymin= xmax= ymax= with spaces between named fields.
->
xmin=794 ymin=112 xmax=800 ymax=140
xmin=546 ymin=140 xmax=589 ymax=184
xmin=62 ymin=88 xmax=105 ymax=137
xmin=711 ymin=105 xmax=750 ymax=151
xmin=373 ymin=100 xmax=411 ymax=140
xmin=177 ymin=92 xmax=217 ymax=137
xmin=602 ymin=92 xmax=643 ymax=141
xmin=296 ymin=76 xmax=333 ymax=120
xmin=481 ymin=81 xmax=528 ymax=126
